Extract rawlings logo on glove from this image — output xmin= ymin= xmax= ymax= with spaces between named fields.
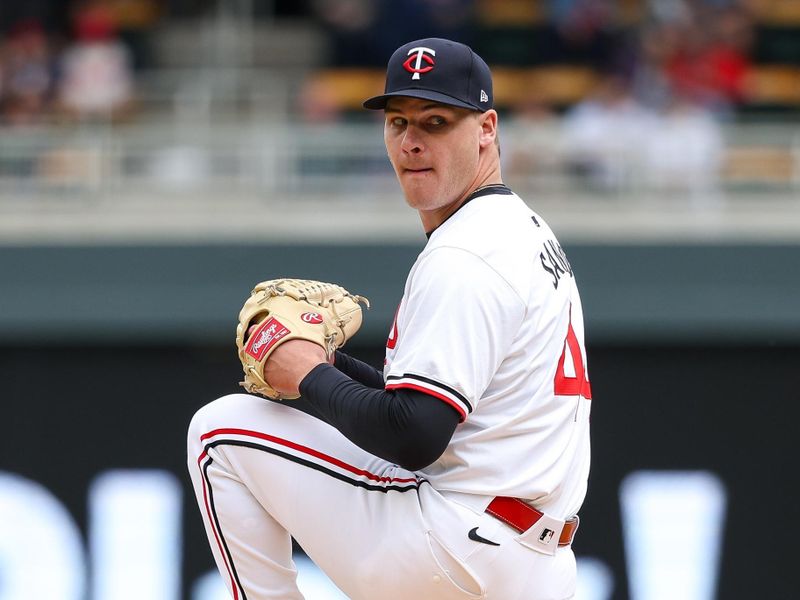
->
xmin=245 ymin=318 xmax=290 ymax=360
xmin=235 ymin=278 xmax=369 ymax=400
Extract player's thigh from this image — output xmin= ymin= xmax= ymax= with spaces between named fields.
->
xmin=188 ymin=394 xmax=489 ymax=599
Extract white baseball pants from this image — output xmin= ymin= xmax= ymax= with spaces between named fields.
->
xmin=187 ymin=393 xmax=576 ymax=599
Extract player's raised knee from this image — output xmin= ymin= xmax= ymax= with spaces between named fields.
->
xmin=186 ymin=393 xmax=259 ymax=447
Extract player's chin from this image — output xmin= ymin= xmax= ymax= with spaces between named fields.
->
xmin=401 ymin=189 xmax=437 ymax=211
xmin=399 ymin=177 xmax=436 ymax=202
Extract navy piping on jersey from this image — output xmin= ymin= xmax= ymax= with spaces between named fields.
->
xmin=201 ymin=455 xmax=248 ymax=600
xmin=203 ymin=438 xmax=426 ymax=494
xmin=385 ymin=373 xmax=473 ymax=414
xmin=426 ymin=183 xmax=513 ymax=238
xmin=300 ymin=364 xmax=460 ymax=470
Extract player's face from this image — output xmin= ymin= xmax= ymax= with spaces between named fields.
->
xmin=383 ymin=97 xmax=498 ymax=229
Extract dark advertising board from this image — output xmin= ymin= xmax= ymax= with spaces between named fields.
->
xmin=0 ymin=343 xmax=795 ymax=599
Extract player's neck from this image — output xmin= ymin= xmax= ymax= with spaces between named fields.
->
xmin=419 ymin=172 xmax=505 ymax=234
xmin=471 ymin=158 xmax=503 ymax=196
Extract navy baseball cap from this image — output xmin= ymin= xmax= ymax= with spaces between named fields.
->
xmin=363 ymin=38 xmax=493 ymax=112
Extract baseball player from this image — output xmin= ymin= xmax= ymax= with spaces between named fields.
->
xmin=188 ymin=38 xmax=592 ymax=600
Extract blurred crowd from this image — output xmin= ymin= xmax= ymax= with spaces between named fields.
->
xmin=307 ymin=0 xmax=762 ymax=195
xmin=0 ymin=0 xmax=159 ymax=126
xmin=311 ymin=0 xmax=756 ymax=113
xmin=548 ymin=0 xmax=756 ymax=195
xmin=0 ymin=0 xmax=770 ymax=126
xmin=0 ymin=0 xmax=792 ymax=195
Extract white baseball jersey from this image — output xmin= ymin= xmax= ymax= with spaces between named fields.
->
xmin=384 ymin=189 xmax=592 ymax=519
xmin=188 ymin=188 xmax=590 ymax=600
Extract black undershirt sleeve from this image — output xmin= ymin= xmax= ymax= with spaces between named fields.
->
xmin=333 ymin=351 xmax=384 ymax=389
xmin=298 ymin=363 xmax=460 ymax=471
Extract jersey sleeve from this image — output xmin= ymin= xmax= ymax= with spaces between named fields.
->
xmin=299 ymin=364 xmax=460 ymax=471
xmin=384 ymin=246 xmax=525 ymax=420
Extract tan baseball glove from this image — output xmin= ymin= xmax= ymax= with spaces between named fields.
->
xmin=236 ymin=278 xmax=369 ymax=400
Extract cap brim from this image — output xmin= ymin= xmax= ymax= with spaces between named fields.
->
xmin=363 ymin=89 xmax=480 ymax=111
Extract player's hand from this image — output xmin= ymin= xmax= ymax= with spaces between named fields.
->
xmin=262 ymin=339 xmax=327 ymax=397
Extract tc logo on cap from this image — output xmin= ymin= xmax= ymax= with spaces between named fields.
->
xmin=403 ymin=47 xmax=435 ymax=80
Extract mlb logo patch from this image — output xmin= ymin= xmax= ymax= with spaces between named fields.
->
xmin=245 ymin=317 xmax=290 ymax=360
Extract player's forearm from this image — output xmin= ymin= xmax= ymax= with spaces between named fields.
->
xmin=333 ymin=351 xmax=385 ymax=389
xmin=299 ymin=364 xmax=459 ymax=471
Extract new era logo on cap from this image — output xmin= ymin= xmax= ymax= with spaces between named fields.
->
xmin=363 ymin=38 xmax=493 ymax=112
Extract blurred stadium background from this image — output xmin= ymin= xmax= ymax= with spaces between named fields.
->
xmin=0 ymin=1 xmax=798 ymax=599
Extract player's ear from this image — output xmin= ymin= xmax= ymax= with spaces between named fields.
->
xmin=478 ymin=110 xmax=498 ymax=149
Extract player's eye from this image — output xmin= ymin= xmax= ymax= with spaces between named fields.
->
xmin=429 ymin=115 xmax=446 ymax=126
xmin=389 ymin=116 xmax=406 ymax=127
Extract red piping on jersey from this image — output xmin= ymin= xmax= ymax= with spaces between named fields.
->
xmin=200 ymin=428 xmax=418 ymax=484
xmin=385 ymin=382 xmax=467 ymax=421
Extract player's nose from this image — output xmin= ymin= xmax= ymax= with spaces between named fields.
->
xmin=400 ymin=126 xmax=424 ymax=154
